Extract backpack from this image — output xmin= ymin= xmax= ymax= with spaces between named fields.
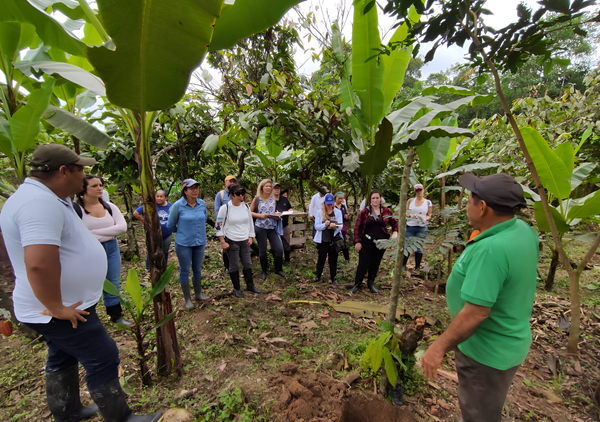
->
xmin=220 ymin=189 xmax=225 ymax=201
xmin=72 ymin=201 xmax=113 ymax=219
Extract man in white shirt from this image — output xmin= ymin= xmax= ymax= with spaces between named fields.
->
xmin=309 ymin=186 xmax=328 ymax=239
xmin=0 ymin=144 xmax=161 ymax=422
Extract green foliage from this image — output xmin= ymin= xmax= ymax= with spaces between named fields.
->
xmin=197 ymin=387 xmax=258 ymax=422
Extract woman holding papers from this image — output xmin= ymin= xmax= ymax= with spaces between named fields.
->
xmin=403 ymin=183 xmax=432 ymax=271
xmin=250 ymin=179 xmax=287 ymax=279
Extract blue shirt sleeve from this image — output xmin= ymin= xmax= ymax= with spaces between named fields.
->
xmin=167 ymin=201 xmax=179 ymax=232
xmin=214 ymin=191 xmax=222 ymax=216
xmin=135 ymin=205 xmax=144 ymax=214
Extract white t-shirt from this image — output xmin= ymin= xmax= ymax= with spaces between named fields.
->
xmin=81 ymin=202 xmax=126 ymax=243
xmin=215 ymin=202 xmax=255 ymax=242
xmin=309 ymin=193 xmax=325 ymax=219
xmin=407 ymin=198 xmax=432 ymax=227
xmin=0 ymin=179 xmax=107 ymax=323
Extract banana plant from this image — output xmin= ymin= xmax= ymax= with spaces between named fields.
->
xmin=103 ymin=263 xmax=176 ymax=387
xmin=521 ymin=125 xmax=599 ymax=291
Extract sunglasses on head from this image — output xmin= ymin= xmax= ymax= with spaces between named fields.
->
xmin=233 ymin=190 xmax=246 ymax=196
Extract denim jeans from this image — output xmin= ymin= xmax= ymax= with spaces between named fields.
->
xmin=175 ymin=243 xmax=205 ymax=285
xmin=26 ymin=305 xmax=120 ymax=391
xmin=101 ymin=238 xmax=121 ymax=307
xmin=255 ymin=226 xmax=283 ymax=257
xmin=145 ymin=234 xmax=172 ymax=271
xmin=405 ymin=225 xmax=428 ymax=253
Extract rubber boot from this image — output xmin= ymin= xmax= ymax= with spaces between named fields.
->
xmin=259 ymin=256 xmax=268 ymax=280
xmin=46 ymin=364 xmax=99 ymax=422
xmin=415 ymin=252 xmax=423 ymax=270
xmin=351 ymin=274 xmax=363 ymax=293
xmin=229 ymin=271 xmax=243 ymax=298
xmin=90 ymin=378 xmax=162 ymax=422
xmin=192 ymin=278 xmax=209 ymax=301
xmin=402 ymin=254 xmax=409 ymax=272
xmin=106 ymin=304 xmax=132 ymax=327
xmin=388 ymin=377 xmax=404 ymax=406
xmin=274 ymin=256 xmax=288 ymax=277
xmin=244 ymin=269 xmax=261 ymax=293
xmin=331 ymin=276 xmax=338 ymax=285
xmin=367 ymin=277 xmax=379 ymax=294
xmin=180 ymin=284 xmax=194 ymax=310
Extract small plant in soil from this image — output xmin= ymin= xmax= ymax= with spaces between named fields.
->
xmin=103 ymin=263 xmax=177 ymax=386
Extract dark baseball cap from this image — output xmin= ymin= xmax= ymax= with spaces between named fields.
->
xmin=273 ymin=182 xmax=281 ymax=188
xmin=29 ymin=144 xmax=97 ymax=171
xmin=318 ymin=186 xmax=329 ymax=195
xmin=458 ymin=173 xmax=527 ymax=213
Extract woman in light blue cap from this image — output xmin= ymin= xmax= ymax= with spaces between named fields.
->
xmin=167 ymin=179 xmax=210 ymax=310
xmin=313 ymin=193 xmax=343 ymax=284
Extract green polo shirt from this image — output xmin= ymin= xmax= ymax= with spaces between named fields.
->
xmin=447 ymin=217 xmax=539 ymax=370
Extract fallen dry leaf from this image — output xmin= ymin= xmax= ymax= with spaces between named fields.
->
xmin=205 ymin=375 xmax=214 ymax=382
xmin=259 ymin=332 xmax=272 ymax=339
xmin=265 ymin=337 xmax=289 ymax=345
xmin=302 ymin=321 xmax=319 ymax=330
xmin=288 ymin=322 xmax=300 ymax=328
xmin=542 ymin=389 xmax=563 ymax=403
xmin=311 ymin=292 xmax=318 ymax=298
xmin=437 ymin=399 xmax=452 ymax=410
xmin=218 ymin=363 xmax=227 ymax=372
xmin=321 ymin=320 xmax=329 ymax=326
xmin=437 ymin=369 xmax=458 ymax=383
xmin=244 ymin=348 xmax=259 ymax=355
xmin=266 ymin=295 xmax=282 ymax=301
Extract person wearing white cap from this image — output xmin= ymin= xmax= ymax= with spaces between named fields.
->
xmin=313 ymin=193 xmax=343 ymax=284
xmin=403 ymin=183 xmax=432 ymax=271
xmin=167 ymin=178 xmax=210 ymax=310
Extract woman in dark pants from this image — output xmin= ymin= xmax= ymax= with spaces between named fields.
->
xmin=313 ymin=193 xmax=343 ymax=284
xmin=250 ymin=179 xmax=287 ymax=279
xmin=215 ymin=184 xmax=261 ymax=298
xmin=334 ymin=191 xmax=350 ymax=261
xmin=351 ymin=190 xmax=398 ymax=293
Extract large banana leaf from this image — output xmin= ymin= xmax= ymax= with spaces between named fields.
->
xmin=359 ymin=118 xmax=393 ymax=176
xmin=88 ymin=0 xmax=223 ymax=112
xmin=1 ymin=0 xmax=86 ymax=56
xmin=0 ymin=22 xmax=36 ymax=74
xmin=533 ymin=202 xmax=570 ymax=233
xmin=417 ymin=131 xmax=453 ymax=172
xmin=10 ymin=77 xmax=55 ymax=152
xmin=380 ymin=5 xmax=420 ymax=115
xmin=399 ymin=126 xmax=472 ymax=148
xmin=209 ymin=0 xmax=301 ymax=51
xmin=352 ymin=0 xmax=384 ymax=129
xmin=13 ymin=60 xmax=106 ymax=96
xmin=43 ymin=105 xmax=111 ymax=149
xmin=520 ymin=126 xmax=571 ymax=200
xmin=571 ymin=162 xmax=596 ymax=191
xmin=567 ymin=190 xmax=600 ymax=221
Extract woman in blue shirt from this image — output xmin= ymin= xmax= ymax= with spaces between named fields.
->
xmin=167 ymin=179 xmax=209 ymax=310
xmin=133 ymin=189 xmax=172 ymax=277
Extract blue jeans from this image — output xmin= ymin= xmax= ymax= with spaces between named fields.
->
xmin=101 ymin=238 xmax=121 ymax=307
xmin=405 ymin=225 xmax=428 ymax=253
xmin=175 ymin=243 xmax=205 ymax=285
xmin=145 ymin=234 xmax=172 ymax=271
xmin=26 ymin=306 xmax=120 ymax=390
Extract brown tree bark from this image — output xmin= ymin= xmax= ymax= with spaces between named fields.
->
xmin=545 ymin=247 xmax=559 ymax=291
xmin=121 ymin=186 xmax=140 ymax=261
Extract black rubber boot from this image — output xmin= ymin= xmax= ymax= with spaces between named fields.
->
xmin=105 ymin=304 xmax=132 ymax=327
xmin=259 ymin=256 xmax=268 ymax=280
xmin=388 ymin=377 xmax=404 ymax=406
xmin=402 ymin=254 xmax=409 ymax=272
xmin=90 ymin=378 xmax=162 ymax=422
xmin=415 ymin=252 xmax=423 ymax=270
xmin=192 ymin=278 xmax=209 ymax=301
xmin=367 ymin=277 xmax=379 ymax=294
xmin=180 ymin=284 xmax=194 ymax=310
xmin=331 ymin=276 xmax=338 ymax=285
xmin=229 ymin=271 xmax=244 ymax=298
xmin=46 ymin=364 xmax=98 ymax=422
xmin=274 ymin=257 xmax=288 ymax=277
xmin=243 ymin=269 xmax=261 ymax=293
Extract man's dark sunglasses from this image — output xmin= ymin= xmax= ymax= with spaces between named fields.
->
xmin=233 ymin=190 xmax=246 ymax=196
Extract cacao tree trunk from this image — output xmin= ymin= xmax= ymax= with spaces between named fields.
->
xmin=545 ymin=247 xmax=559 ymax=291
xmin=121 ymin=186 xmax=140 ymax=261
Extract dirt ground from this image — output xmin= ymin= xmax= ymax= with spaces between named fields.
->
xmin=1 ymin=211 xmax=600 ymax=421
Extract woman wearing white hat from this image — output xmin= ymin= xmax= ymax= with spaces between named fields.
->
xmin=167 ymin=179 xmax=210 ymax=310
xmin=403 ymin=183 xmax=432 ymax=271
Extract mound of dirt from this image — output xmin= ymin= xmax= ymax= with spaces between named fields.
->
xmin=268 ymin=363 xmax=418 ymax=422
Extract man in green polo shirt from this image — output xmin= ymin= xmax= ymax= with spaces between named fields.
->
xmin=420 ymin=173 xmax=538 ymax=422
